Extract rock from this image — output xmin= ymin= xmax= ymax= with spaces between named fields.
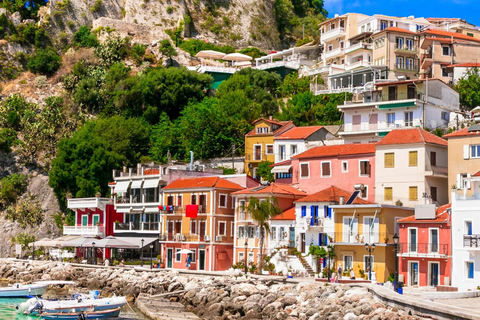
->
xmin=10 ymin=12 xmax=21 ymax=27
xmin=282 ymin=294 xmax=297 ymax=306
xmin=344 ymin=312 xmax=358 ymax=320
xmin=231 ymin=283 xmax=260 ymax=297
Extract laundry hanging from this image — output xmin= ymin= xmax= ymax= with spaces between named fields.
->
xmin=186 ymin=204 xmax=199 ymax=218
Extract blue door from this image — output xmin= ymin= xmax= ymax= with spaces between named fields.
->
xmin=289 ymin=227 xmax=295 ymax=247
xmin=430 ymin=263 xmax=439 ymax=287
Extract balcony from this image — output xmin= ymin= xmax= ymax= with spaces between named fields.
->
xmin=321 ymin=27 xmax=345 ymax=43
xmin=342 ymin=119 xmax=422 ymax=135
xmin=113 ymin=165 xmax=162 ymax=178
xmin=113 ymin=221 xmax=160 ymax=233
xmin=63 ymin=225 xmax=105 ymax=237
xmin=159 ymin=205 xmax=207 ymax=215
xmin=398 ymin=242 xmax=449 ymax=257
xmin=159 ymin=233 xmax=208 ymax=242
xmin=421 ymin=53 xmax=433 ymax=69
xmin=323 ymin=47 xmax=345 ymax=60
xmin=464 ymin=235 xmax=480 ymax=250
xmin=333 ymin=232 xmax=393 ymax=244
xmin=345 ymin=60 xmax=372 ymax=71
xmin=302 ymin=217 xmax=324 ymax=230
xmin=394 ymin=63 xmax=418 ymax=72
xmin=345 ymin=42 xmax=372 ymax=54
xmin=67 ymin=197 xmax=112 ymax=210
xmin=394 ymin=44 xmax=418 ymax=55
xmin=425 ymin=165 xmax=448 ymax=178
xmin=338 ymin=98 xmax=420 ymax=111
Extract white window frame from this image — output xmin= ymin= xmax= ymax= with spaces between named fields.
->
xmin=279 ymin=145 xmax=286 ymax=161
xmin=271 ymin=226 xmax=277 ymax=240
xmin=175 ymin=248 xmax=181 ymax=262
xmin=409 ymin=260 xmax=420 ymax=286
xmin=81 ymin=215 xmax=88 ymax=226
xmin=265 ymin=144 xmax=274 ymax=155
xmin=343 ymin=255 xmax=353 ymax=270
xmin=408 ymin=227 xmax=418 ymax=253
xmin=428 ymin=227 xmax=439 ymax=254
xmin=219 ymin=193 xmax=227 ymax=208
xmin=442 ymin=46 xmax=450 ymax=56
xmin=238 ymin=251 xmax=245 ymax=263
xmin=231 ymin=222 xmax=234 ymax=237
xmin=248 ymin=252 xmax=254 ymax=264
xmin=359 ymin=159 xmax=370 ymax=177
xmin=470 ymin=145 xmax=480 ymax=158
xmin=188 ymin=249 xmax=196 ymax=263
xmin=253 ymin=144 xmax=262 ymax=161
xmin=321 ymin=161 xmax=331 ymax=178
xmin=177 ymin=195 xmax=183 ymax=207
xmin=342 ymin=161 xmax=348 ymax=173
xmin=363 ymin=255 xmax=374 ymax=273
xmin=291 ymin=144 xmax=298 ymax=156
xmin=404 ymin=111 xmax=413 ymax=126
xmin=190 ymin=220 xmax=197 ymax=234
xmin=300 ymin=162 xmax=310 ymax=179
xmin=387 ymin=112 xmax=395 ymax=126
xmin=231 ymin=196 xmax=235 ymax=209
xmin=92 ymin=214 xmax=100 ymax=226
xmin=427 ymin=261 xmax=440 ymax=287
xmin=238 ymin=200 xmax=246 ymax=220
xmin=218 ymin=221 xmax=226 ymax=236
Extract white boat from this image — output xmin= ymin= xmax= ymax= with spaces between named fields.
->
xmin=0 ymin=282 xmax=50 ymax=298
xmin=19 ymin=293 xmax=127 ymax=315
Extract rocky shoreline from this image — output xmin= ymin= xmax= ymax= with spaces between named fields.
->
xmin=0 ymin=260 xmax=422 ymax=320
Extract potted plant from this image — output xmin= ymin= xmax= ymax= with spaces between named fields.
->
xmin=384 ymin=237 xmax=389 ymax=244
xmin=158 ymin=255 xmax=165 ymax=268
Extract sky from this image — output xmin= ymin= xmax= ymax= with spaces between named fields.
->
xmin=324 ymin=0 xmax=480 ymax=27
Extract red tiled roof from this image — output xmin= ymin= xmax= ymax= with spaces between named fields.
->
xmin=292 ymin=144 xmax=376 ymax=159
xmin=245 ymin=118 xmax=294 ymax=137
xmin=381 ymin=27 xmax=416 ymax=35
xmin=276 ymin=126 xmax=324 ymax=140
xmin=398 ymin=204 xmax=451 ymax=223
xmin=473 ymin=170 xmax=480 ymax=177
xmin=443 ymin=127 xmax=480 ymax=138
xmin=108 ymin=182 xmax=116 ymax=186
xmin=232 ymin=183 xmax=307 ymax=196
xmin=376 ymin=128 xmax=447 ymax=146
xmin=424 ymin=37 xmax=474 ymax=45
xmin=163 ymin=176 xmax=243 ymax=190
xmin=144 ymin=168 xmax=159 ymax=175
xmin=446 ymin=62 xmax=480 ymax=68
xmin=296 ymin=186 xmax=373 ymax=204
xmin=270 ymin=160 xmax=292 ymax=168
xmin=422 ymin=29 xmax=480 ymax=42
xmin=426 ymin=18 xmax=462 ymax=22
xmin=271 ymin=207 xmax=296 ymax=220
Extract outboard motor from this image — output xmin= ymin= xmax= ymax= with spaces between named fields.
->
xmin=27 ymin=300 xmax=43 ymax=315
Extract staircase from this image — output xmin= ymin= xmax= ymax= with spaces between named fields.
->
xmin=298 ymin=255 xmax=315 ymax=277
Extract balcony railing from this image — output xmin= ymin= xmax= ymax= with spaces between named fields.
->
xmin=464 ymin=234 xmax=480 ymax=248
xmin=115 ymin=195 xmax=159 ymax=205
xmin=159 ymin=233 xmax=208 ymax=242
xmin=67 ymin=197 xmax=112 ymax=209
xmin=63 ymin=225 xmax=105 ymax=237
xmin=394 ymin=63 xmax=418 ymax=71
xmin=113 ymin=221 xmax=160 ymax=233
xmin=333 ymin=232 xmax=393 ymax=244
xmin=323 ymin=47 xmax=345 ymax=60
xmin=321 ymin=27 xmax=345 ymax=42
xmin=160 ymin=205 xmax=207 ymax=215
xmin=345 ymin=42 xmax=372 ymax=54
xmin=394 ymin=44 xmax=418 ymax=52
xmin=425 ymin=165 xmax=448 ymax=177
xmin=398 ymin=242 xmax=448 ymax=255
xmin=345 ymin=60 xmax=371 ymax=71
xmin=343 ymin=120 xmax=422 ymax=133
xmin=113 ymin=166 xmax=162 ymax=178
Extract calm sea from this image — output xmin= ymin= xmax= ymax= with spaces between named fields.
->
xmin=0 ymin=298 xmax=150 ymax=320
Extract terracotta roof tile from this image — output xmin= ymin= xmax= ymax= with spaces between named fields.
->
xmin=398 ymin=204 xmax=451 ymax=223
xmin=270 ymin=160 xmax=292 ymax=168
xmin=381 ymin=27 xmax=416 ymax=35
xmin=292 ymin=144 xmax=376 ymax=159
xmin=245 ymin=118 xmax=295 ymax=137
xmin=164 ymin=176 xmax=244 ymax=190
xmin=376 ymin=128 xmax=447 ymax=146
xmin=271 ymin=207 xmax=296 ymax=220
xmin=446 ymin=63 xmax=480 ymax=68
xmin=444 ymin=127 xmax=480 ymax=138
xmin=422 ymin=29 xmax=480 ymax=42
xmin=144 ymin=168 xmax=159 ymax=175
xmin=276 ymin=126 xmax=324 ymax=140
xmin=232 ymin=183 xmax=307 ymax=197
xmin=296 ymin=186 xmax=373 ymax=204
xmin=472 ymin=170 xmax=480 ymax=177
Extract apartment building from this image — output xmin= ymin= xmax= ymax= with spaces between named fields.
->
xmin=245 ymin=118 xmax=295 ymax=180
xmin=426 ymin=18 xmax=480 ymax=39
xmin=339 ymin=78 xmax=459 ymax=143
xmin=375 ymin=128 xmax=449 ymax=207
xmin=159 ymin=176 xmax=243 ymax=271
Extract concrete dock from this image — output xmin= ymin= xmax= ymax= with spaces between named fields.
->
xmin=136 ymin=293 xmax=200 ymax=320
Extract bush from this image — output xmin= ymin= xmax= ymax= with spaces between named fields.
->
xmin=27 ymin=48 xmax=62 ymax=76
xmin=90 ymin=0 xmax=102 ymax=13
xmin=0 ymin=174 xmax=28 ymax=207
xmin=0 ymin=128 xmax=17 ymax=152
xmin=5 ymin=196 xmax=44 ymax=228
xmin=179 ymin=39 xmax=235 ymax=56
xmin=73 ymin=26 xmax=99 ymax=48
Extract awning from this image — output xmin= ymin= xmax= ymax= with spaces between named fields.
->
xmin=378 ymin=132 xmax=389 ymax=137
xmin=143 ymin=178 xmax=160 ymax=189
xmin=61 ymin=237 xmax=97 ymax=248
xmin=378 ymin=101 xmax=416 ymax=109
xmin=271 ymin=165 xmax=292 ymax=173
xmin=114 ymin=180 xmax=131 ymax=194
xmin=131 ymin=180 xmax=143 ymax=189
xmin=95 ymin=237 xmax=157 ymax=249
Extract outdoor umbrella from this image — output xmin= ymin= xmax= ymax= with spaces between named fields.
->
xmin=61 ymin=237 xmax=97 ymax=248
xmin=93 ymin=236 xmax=139 ymax=249
xmin=222 ymin=53 xmax=252 ymax=62
xmin=177 ymin=249 xmax=194 ymax=254
xmin=195 ymin=50 xmax=226 ymax=60
xmin=29 ymin=238 xmax=54 ymax=247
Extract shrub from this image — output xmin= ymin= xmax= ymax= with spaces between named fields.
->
xmin=5 ymin=196 xmax=44 ymax=228
xmin=0 ymin=174 xmax=28 ymax=207
xmin=27 ymin=48 xmax=62 ymax=76
xmin=90 ymin=0 xmax=103 ymax=13
xmin=0 ymin=128 xmax=17 ymax=152
xmin=73 ymin=26 xmax=98 ymax=48
xmin=166 ymin=6 xmax=174 ymax=14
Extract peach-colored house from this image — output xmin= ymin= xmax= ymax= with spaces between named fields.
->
xmin=287 ymin=144 xmax=376 ymax=201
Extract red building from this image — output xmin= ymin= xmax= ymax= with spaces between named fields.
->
xmin=398 ymin=204 xmax=451 ymax=287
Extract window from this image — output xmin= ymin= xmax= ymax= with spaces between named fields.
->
xmin=175 ymin=248 xmax=181 ymax=262
xmin=384 ymin=187 xmax=393 ymax=201
xmin=342 ymin=161 xmax=348 ymax=172
xmin=231 ymin=196 xmax=235 ymax=209
xmin=441 ymin=112 xmax=448 ymax=121
xmin=256 ymin=127 xmax=269 ymax=134
xmin=380 ymin=20 xmax=387 ymax=30
xmin=218 ymin=221 xmax=226 ymax=236
xmin=254 ymin=145 xmax=262 ymax=161
xmin=279 ymin=226 xmax=285 ymax=239
xmin=396 ymin=37 xmax=404 ymax=49
xmin=467 ymin=262 xmax=474 ymax=279
xmin=360 ymin=186 xmax=368 ymax=199
xmin=291 ymin=145 xmax=297 ymax=156
xmin=389 ymin=86 xmax=397 ymax=100
xmin=177 ymin=195 xmax=182 ymax=207
xmin=191 ymin=194 xmax=197 ymax=205
xmin=364 ymin=255 xmax=374 ymax=273
xmin=458 ymin=173 xmax=471 ymax=190
xmin=219 ymin=194 xmax=227 ymax=208
xmin=431 ymin=186 xmax=437 ymax=202
xmin=471 ymin=145 xmax=480 ymax=158
xmin=81 ymin=215 xmax=88 ymax=226
xmin=430 ymin=152 xmax=437 ymax=166
xmin=396 ymin=56 xmax=404 ymax=69
xmin=238 ymin=252 xmax=244 ymax=262
xmin=409 ymin=186 xmax=418 ymax=201
xmin=238 ymin=226 xmax=245 ymax=238
xmin=406 ymin=58 xmax=414 ymax=70
xmin=190 ymin=220 xmax=197 ymax=234
xmin=271 ymin=226 xmax=277 ymax=240
xmin=387 ymin=113 xmax=395 ymax=126
xmin=442 ymin=46 xmax=450 ymax=56
xmin=248 ymin=252 xmax=254 ymax=264
xmin=300 ymin=163 xmax=309 ymax=178
xmin=409 ymin=151 xmax=418 ymax=166
xmin=406 ymin=38 xmax=414 ymax=50
xmin=430 ymin=228 xmax=438 ymax=253
xmin=231 ymin=222 xmax=234 ymax=237
xmin=352 ymin=114 xmax=361 ymax=125
xmin=279 ymin=145 xmax=286 ymax=160
xmin=404 ymin=111 xmax=413 ymax=126
xmin=266 ymin=144 xmax=274 ymax=154
xmin=321 ymin=162 xmax=331 ymax=177
xmin=167 ymin=195 xmax=174 ymax=207
xmin=465 ymin=221 xmax=472 ymax=236
xmin=384 ymin=153 xmax=395 ymax=168
xmin=188 ymin=250 xmax=196 ymax=263
xmin=409 ymin=228 xmax=417 ymax=252
xmin=442 ymin=67 xmax=448 ymax=77
xmin=328 ymin=44 xmax=333 ymax=51
xmin=238 ymin=200 xmax=246 ymax=220
xmin=359 ymin=160 xmax=370 ymax=176
xmin=344 ymin=256 xmax=353 ymax=270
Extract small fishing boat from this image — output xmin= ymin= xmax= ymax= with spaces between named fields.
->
xmin=0 ymin=282 xmax=49 ymax=298
xmin=40 ymin=307 xmax=121 ymax=320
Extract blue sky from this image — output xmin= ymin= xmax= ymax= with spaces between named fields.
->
xmin=324 ymin=0 xmax=480 ymax=27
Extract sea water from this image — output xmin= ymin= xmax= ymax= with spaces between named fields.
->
xmin=0 ymin=298 xmax=149 ymax=320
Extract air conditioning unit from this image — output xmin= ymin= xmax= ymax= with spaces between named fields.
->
xmin=215 ymin=235 xmax=223 ymax=242
xmin=204 ymin=235 xmax=211 ymax=242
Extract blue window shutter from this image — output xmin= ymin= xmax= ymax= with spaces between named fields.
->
xmin=323 ymin=257 xmax=326 ymax=268
xmin=328 ymin=207 xmax=332 ymax=218
xmin=314 ymin=206 xmax=319 ymax=217
xmin=319 ymin=233 xmax=322 ymax=246
xmin=325 ymin=234 xmax=328 ymax=245
xmin=469 ymin=222 xmax=473 ymax=235
xmin=324 ymin=205 xmax=328 ymax=218
xmin=310 ymin=205 xmax=314 ymax=217
xmin=469 ymin=263 xmax=474 ymax=279
xmin=301 ymin=206 xmax=306 ymax=217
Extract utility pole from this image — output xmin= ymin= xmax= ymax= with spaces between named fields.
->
xmin=231 ymin=143 xmax=235 ymax=172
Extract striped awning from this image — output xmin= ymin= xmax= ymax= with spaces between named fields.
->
xmin=378 ymin=101 xmax=416 ymax=109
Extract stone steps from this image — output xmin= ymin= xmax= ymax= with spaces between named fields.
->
xmin=136 ymin=293 xmax=200 ymax=320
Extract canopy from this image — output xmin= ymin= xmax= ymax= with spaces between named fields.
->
xmin=61 ymin=237 xmax=97 ymax=248
xmin=222 ymin=53 xmax=252 ymax=62
xmin=31 ymin=235 xmax=83 ymax=248
xmin=30 ymin=238 xmax=55 ymax=247
xmin=271 ymin=165 xmax=292 ymax=173
xmin=143 ymin=178 xmax=160 ymax=189
xmin=130 ymin=180 xmax=143 ymax=189
xmin=93 ymin=236 xmax=139 ymax=249
xmin=177 ymin=249 xmax=193 ymax=254
xmin=114 ymin=180 xmax=130 ymax=194
xmin=195 ymin=50 xmax=226 ymax=60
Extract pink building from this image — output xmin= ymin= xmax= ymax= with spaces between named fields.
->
xmin=398 ymin=204 xmax=451 ymax=287
xmin=286 ymin=144 xmax=376 ymax=201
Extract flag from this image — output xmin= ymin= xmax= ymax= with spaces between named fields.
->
xmin=186 ymin=205 xmax=198 ymax=218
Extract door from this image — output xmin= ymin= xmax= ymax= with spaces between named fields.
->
xmin=199 ymin=249 xmax=206 ymax=271
xmin=388 ymin=86 xmax=397 ymax=100
xmin=167 ymin=221 xmax=174 ymax=241
xmin=301 ymin=233 xmax=306 ymax=253
xmin=289 ymin=227 xmax=295 ymax=248
xmin=167 ymin=248 xmax=173 ymax=268
xmin=430 ymin=263 xmax=439 ymax=287
xmin=410 ymin=262 xmax=419 ymax=286
xmin=199 ymin=221 xmax=206 ymax=242
xmin=92 ymin=215 xmax=100 ymax=227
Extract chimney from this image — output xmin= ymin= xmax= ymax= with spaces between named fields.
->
xmin=269 ymin=116 xmax=273 ymax=120
xmin=339 ymin=196 xmax=345 ymax=205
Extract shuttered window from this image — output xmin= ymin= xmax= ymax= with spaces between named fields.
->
xmin=321 ymin=162 xmax=331 ymax=177
xmin=384 ymin=153 xmax=394 ymax=168
xmin=300 ymin=163 xmax=309 ymax=178
xmin=384 ymin=187 xmax=393 ymax=201
xmin=409 ymin=151 xmax=418 ymax=166
xmin=409 ymin=186 xmax=418 ymax=201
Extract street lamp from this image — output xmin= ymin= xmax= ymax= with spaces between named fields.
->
xmin=244 ymin=239 xmax=248 ymax=274
xmin=141 ymin=239 xmax=144 ymax=267
xmin=327 ymin=245 xmax=333 ymax=282
xmin=393 ymin=233 xmax=399 ymax=292
xmin=92 ymin=242 xmax=96 ymax=265
xmin=364 ymin=243 xmax=376 ymax=281
xmin=150 ymin=244 xmax=154 ymax=269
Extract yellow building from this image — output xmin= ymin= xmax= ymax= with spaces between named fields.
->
xmin=330 ymin=203 xmax=413 ymax=283
xmin=244 ymin=118 xmax=294 ymax=179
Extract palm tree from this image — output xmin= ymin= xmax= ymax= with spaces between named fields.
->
xmin=245 ymin=196 xmax=281 ymax=272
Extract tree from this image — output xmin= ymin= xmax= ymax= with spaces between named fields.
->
xmin=73 ymin=26 xmax=99 ymax=48
xmin=256 ymin=161 xmax=274 ymax=182
xmin=454 ymin=67 xmax=480 ymax=110
xmin=159 ymin=39 xmax=177 ymax=67
xmin=244 ymin=197 xmax=281 ymax=272
xmin=308 ymin=245 xmax=327 ymax=274
xmin=27 ymin=47 xmax=62 ymax=76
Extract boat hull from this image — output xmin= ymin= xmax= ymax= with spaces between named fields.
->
xmin=0 ymin=284 xmax=48 ymax=298
xmin=22 ymin=296 xmax=127 ymax=315
xmin=40 ymin=307 xmax=121 ymax=320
